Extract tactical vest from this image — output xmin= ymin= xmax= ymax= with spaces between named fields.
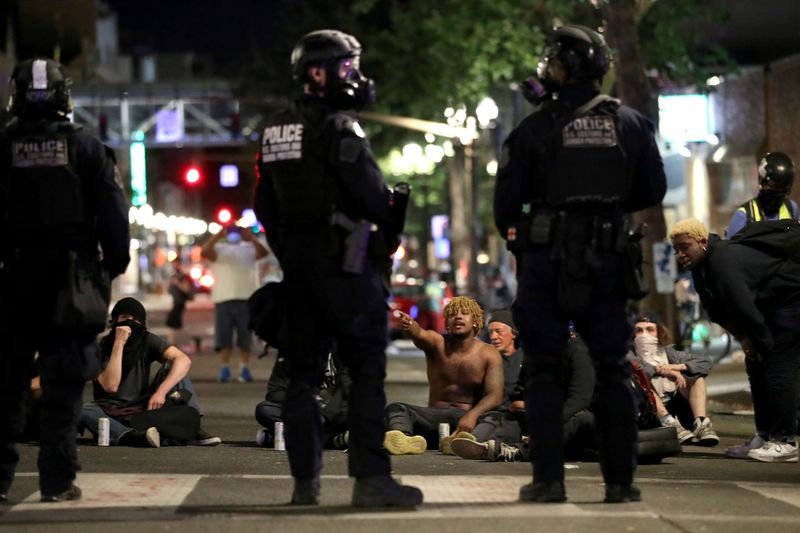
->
xmin=0 ymin=120 xmax=90 ymax=249
xmin=535 ymin=96 xmax=629 ymax=211
xmin=259 ymin=103 xmax=343 ymax=228
xmin=737 ymin=198 xmax=796 ymax=223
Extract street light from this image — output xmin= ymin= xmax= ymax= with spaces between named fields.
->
xmin=475 ymin=97 xmax=499 ymax=128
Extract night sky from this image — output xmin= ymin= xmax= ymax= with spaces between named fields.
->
xmin=105 ymin=0 xmax=285 ymax=69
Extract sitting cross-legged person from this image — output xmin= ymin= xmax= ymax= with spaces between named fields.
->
xmin=80 ymin=298 xmax=220 ymax=447
xmin=385 ymin=296 xmax=504 ymax=455
xmin=451 ymin=333 xmax=596 ymax=462
xmin=255 ymin=349 xmax=350 ymax=450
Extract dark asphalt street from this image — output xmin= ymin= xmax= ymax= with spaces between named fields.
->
xmin=2 ymin=295 xmax=798 ymax=533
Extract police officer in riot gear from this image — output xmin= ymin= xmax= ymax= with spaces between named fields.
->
xmin=727 ymin=152 xmax=798 ymax=238
xmin=253 ymin=29 xmax=422 ymax=507
xmin=494 ymin=25 xmax=666 ymax=503
xmin=0 ymin=58 xmax=129 ymax=502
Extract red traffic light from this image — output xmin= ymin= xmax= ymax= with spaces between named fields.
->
xmin=184 ymin=167 xmax=201 ymax=185
xmin=216 ymin=207 xmax=233 ymax=224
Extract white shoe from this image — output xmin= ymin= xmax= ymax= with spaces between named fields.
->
xmin=663 ymin=417 xmax=694 ymax=444
xmin=145 ymin=427 xmax=161 ymax=448
xmin=725 ymin=433 xmax=766 ymax=458
xmin=747 ymin=440 xmax=798 ymax=463
xmin=691 ymin=417 xmax=719 ymax=447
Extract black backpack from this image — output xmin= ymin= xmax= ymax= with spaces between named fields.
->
xmin=730 ymin=219 xmax=800 ymax=262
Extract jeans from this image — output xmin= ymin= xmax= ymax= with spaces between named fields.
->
xmin=386 ymin=403 xmax=468 ymax=437
xmin=80 ymin=376 xmax=203 ymax=444
xmin=748 ymin=303 xmax=800 ymax=441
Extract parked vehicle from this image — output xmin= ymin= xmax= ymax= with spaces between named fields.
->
xmin=388 ymin=279 xmax=452 ymax=339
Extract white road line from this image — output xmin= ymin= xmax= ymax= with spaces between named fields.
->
xmin=9 ymin=473 xmax=800 ymax=523
xmin=738 ymin=482 xmax=800 ymax=509
xmin=9 ymin=473 xmax=201 ymax=511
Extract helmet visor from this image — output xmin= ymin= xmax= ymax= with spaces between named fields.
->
xmin=337 ymin=56 xmax=361 ymax=79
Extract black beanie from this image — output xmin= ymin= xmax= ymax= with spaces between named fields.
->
xmin=110 ymin=297 xmax=147 ymax=326
xmin=488 ymin=310 xmax=516 ymax=331
xmin=634 ymin=311 xmax=663 ymax=326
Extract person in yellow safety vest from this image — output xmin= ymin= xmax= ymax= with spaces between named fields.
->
xmin=727 ymin=152 xmax=798 ymax=238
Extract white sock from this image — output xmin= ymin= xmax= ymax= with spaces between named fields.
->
xmin=660 ymin=414 xmax=676 ymax=426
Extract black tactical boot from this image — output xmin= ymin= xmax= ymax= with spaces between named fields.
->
xmin=519 ymin=481 xmax=567 ymax=503
xmin=604 ymin=483 xmax=641 ymax=503
xmin=352 ymin=475 xmax=423 ymax=508
xmin=291 ymin=478 xmax=320 ymax=505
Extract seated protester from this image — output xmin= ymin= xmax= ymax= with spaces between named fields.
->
xmin=80 ymin=298 xmax=220 ymax=447
xmin=385 ymin=296 xmax=504 ymax=455
xmin=255 ymin=350 xmax=350 ymax=450
xmin=451 ymin=333 xmax=596 ymax=462
xmin=446 ymin=309 xmax=525 ymax=457
xmin=631 ymin=312 xmax=718 ymax=446
xmin=487 ymin=310 xmax=523 ymax=409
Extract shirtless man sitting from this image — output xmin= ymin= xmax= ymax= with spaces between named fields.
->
xmin=384 ymin=296 xmax=504 ymax=454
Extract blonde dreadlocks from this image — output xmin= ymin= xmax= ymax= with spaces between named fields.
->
xmin=443 ymin=296 xmax=484 ymax=335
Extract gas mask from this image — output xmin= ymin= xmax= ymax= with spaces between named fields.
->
xmin=521 ymin=75 xmax=549 ymax=105
xmin=324 ymin=57 xmax=376 ymax=110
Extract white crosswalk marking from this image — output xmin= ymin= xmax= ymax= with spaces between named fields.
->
xmin=738 ymin=483 xmax=800 ymax=509
xmin=399 ymin=474 xmax=535 ymax=503
xmin=9 ymin=473 xmax=201 ymax=511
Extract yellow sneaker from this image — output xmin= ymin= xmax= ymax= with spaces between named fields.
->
xmin=441 ymin=431 xmax=477 ymax=455
xmin=384 ymin=430 xmax=427 ymax=455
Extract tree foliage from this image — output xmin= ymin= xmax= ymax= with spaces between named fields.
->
xmin=638 ymin=0 xmax=737 ymax=90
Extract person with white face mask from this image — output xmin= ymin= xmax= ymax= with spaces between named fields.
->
xmin=630 ymin=313 xmax=718 ymax=447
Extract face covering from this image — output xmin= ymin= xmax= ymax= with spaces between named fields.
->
xmin=113 ymin=319 xmax=146 ymax=341
xmin=634 ymin=334 xmax=662 ymax=365
xmin=757 ymin=189 xmax=786 ymax=215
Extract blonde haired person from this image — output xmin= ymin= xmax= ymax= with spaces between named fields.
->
xmin=670 ymin=218 xmax=800 ymax=462
xmin=384 ymin=296 xmax=504 ymax=455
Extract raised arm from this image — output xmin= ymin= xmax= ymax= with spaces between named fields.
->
xmin=394 ymin=310 xmax=442 ymax=353
xmin=241 ymin=227 xmax=269 ymax=260
xmin=200 ymin=230 xmax=225 ymax=262
xmin=96 ymin=326 xmax=130 ymax=393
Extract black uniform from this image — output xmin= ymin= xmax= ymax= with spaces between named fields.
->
xmin=254 ymin=95 xmax=392 ymax=481
xmin=494 ymin=83 xmax=666 ymax=488
xmin=0 ymin=117 xmax=130 ymax=497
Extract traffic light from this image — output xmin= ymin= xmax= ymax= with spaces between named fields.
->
xmin=216 ymin=207 xmax=233 ymax=225
xmin=184 ymin=166 xmax=202 ymax=186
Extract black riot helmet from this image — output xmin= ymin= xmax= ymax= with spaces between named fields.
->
xmin=290 ymin=29 xmax=376 ymax=110
xmin=758 ymin=152 xmax=795 ymax=192
xmin=7 ymin=58 xmax=73 ymax=119
xmin=536 ymin=24 xmax=610 ymax=90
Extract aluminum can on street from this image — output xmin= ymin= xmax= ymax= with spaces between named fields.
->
xmin=438 ymin=422 xmax=450 ymax=451
xmin=98 ymin=417 xmax=110 ymax=447
xmin=274 ymin=422 xmax=286 ymax=451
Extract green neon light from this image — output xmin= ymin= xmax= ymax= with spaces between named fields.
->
xmin=130 ymin=141 xmax=147 ymax=206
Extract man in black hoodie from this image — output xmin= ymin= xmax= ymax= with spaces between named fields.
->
xmin=670 ymin=218 xmax=800 ymax=462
